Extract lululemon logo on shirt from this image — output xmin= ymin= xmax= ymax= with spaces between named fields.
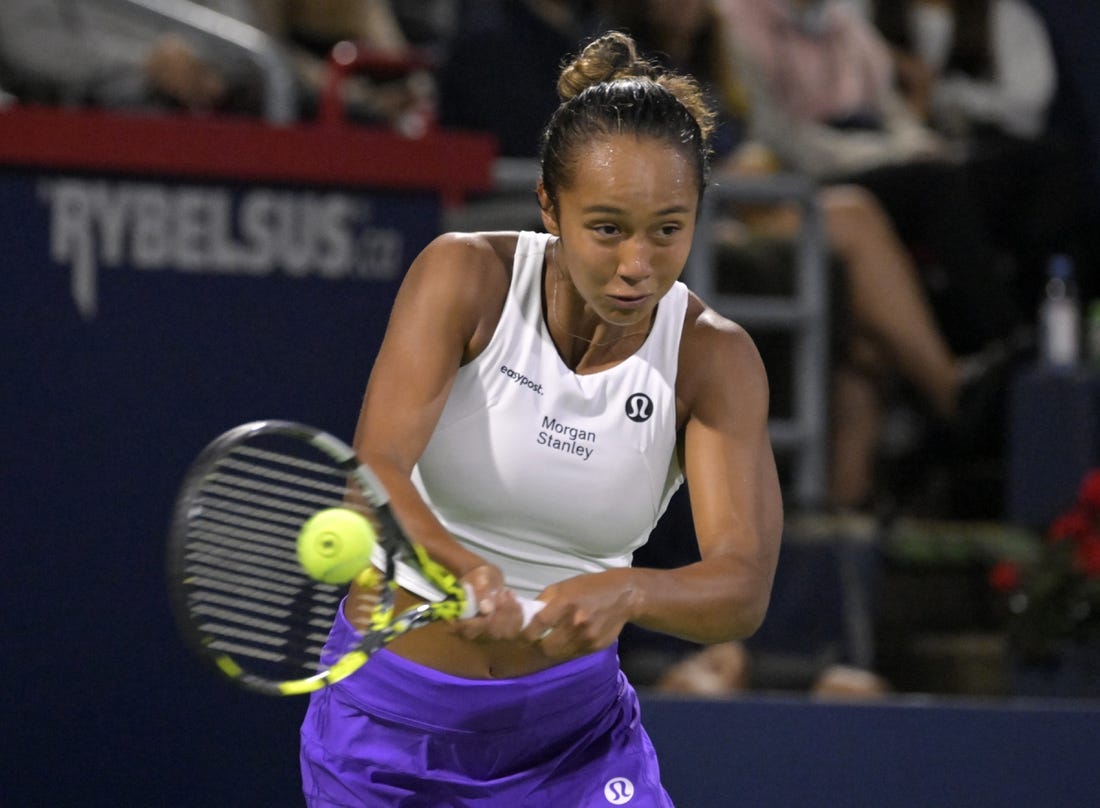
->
xmin=604 ymin=777 xmax=635 ymax=804
xmin=624 ymin=393 xmax=653 ymax=423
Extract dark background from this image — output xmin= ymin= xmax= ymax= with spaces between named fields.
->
xmin=4 ymin=2 xmax=1100 ymax=803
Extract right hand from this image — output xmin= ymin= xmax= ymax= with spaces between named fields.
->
xmin=452 ymin=564 xmax=529 ymax=642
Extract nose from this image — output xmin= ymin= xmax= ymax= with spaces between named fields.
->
xmin=616 ymin=236 xmax=654 ymax=283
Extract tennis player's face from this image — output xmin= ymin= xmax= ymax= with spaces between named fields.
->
xmin=542 ymin=134 xmax=699 ymax=328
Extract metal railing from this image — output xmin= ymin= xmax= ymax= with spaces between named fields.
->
xmin=108 ymin=0 xmax=297 ymax=124
xmin=682 ymin=174 xmax=830 ymax=509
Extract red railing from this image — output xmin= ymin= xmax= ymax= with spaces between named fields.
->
xmin=0 ymin=102 xmax=494 ymax=207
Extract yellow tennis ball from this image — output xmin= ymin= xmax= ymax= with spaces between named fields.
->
xmin=296 ymin=507 xmax=376 ymax=584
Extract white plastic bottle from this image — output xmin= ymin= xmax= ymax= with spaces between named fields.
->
xmin=1039 ymin=254 xmax=1081 ymax=369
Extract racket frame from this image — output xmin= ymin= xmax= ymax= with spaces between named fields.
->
xmin=167 ymin=420 xmax=470 ymax=696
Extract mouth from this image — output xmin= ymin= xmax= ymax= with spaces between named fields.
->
xmin=606 ymin=292 xmax=652 ymax=310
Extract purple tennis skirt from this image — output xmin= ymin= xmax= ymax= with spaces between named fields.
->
xmin=300 ymin=604 xmax=673 ymax=807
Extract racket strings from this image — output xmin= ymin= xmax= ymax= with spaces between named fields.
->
xmin=172 ymin=422 xmax=477 ymax=695
xmin=208 ymin=457 xmax=349 ymax=518
xmin=343 ymin=578 xmax=390 ymax=639
xmin=180 ymin=437 xmax=366 ymax=681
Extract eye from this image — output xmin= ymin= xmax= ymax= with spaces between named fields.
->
xmin=654 ymin=221 xmax=687 ymax=240
xmin=592 ymin=223 xmax=620 ymax=238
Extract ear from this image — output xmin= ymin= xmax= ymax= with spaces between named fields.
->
xmin=536 ymin=181 xmax=560 ymax=236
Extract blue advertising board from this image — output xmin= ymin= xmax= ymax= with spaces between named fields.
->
xmin=1 ymin=163 xmax=439 ymax=804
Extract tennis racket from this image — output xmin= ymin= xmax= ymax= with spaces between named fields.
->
xmin=167 ymin=419 xmax=542 ymax=697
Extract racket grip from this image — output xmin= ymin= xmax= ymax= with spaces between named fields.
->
xmin=460 ymin=585 xmax=545 ymax=628
xmin=519 ymin=597 xmax=545 ymax=628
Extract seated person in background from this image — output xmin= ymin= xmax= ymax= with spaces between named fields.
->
xmin=810 ymin=663 xmax=891 ymax=700
xmin=0 ymin=0 xmax=272 ymax=116
xmin=655 ymin=641 xmax=752 ymax=696
xmin=249 ymin=0 xmax=437 ymax=130
xmin=873 ymin=0 xmax=1095 ymax=325
xmin=606 ymin=0 xmax=1019 ymax=512
xmin=653 ymin=639 xmax=892 ymax=700
xmin=717 ymin=0 xmax=1025 ymax=359
xmin=719 ymin=0 xmax=949 ymax=179
xmin=875 ymin=0 xmax=1055 ymax=144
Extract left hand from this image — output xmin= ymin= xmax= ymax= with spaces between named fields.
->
xmin=521 ymin=570 xmax=641 ymax=658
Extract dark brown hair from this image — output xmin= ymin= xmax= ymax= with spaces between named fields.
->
xmin=538 ymin=31 xmax=716 ymax=206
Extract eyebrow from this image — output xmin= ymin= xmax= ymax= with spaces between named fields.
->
xmin=580 ymin=204 xmax=693 ymax=216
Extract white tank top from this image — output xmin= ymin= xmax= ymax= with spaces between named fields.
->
xmin=389 ymin=230 xmax=689 ymax=600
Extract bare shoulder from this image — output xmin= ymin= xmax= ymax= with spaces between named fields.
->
xmin=677 ymin=291 xmax=771 ymax=419
xmin=402 ymin=231 xmax=518 ymax=306
xmin=403 ymin=231 xmax=521 ymax=360
xmin=680 ymin=291 xmax=766 ymax=369
xmin=414 ymin=230 xmax=519 ymax=278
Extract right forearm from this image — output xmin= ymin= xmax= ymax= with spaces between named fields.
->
xmin=363 ymin=452 xmax=484 ymax=577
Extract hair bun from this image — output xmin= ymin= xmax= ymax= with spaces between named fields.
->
xmin=557 ymin=31 xmax=655 ymax=102
xmin=539 ymin=30 xmax=716 ymax=203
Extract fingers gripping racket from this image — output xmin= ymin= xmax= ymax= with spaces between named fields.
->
xmin=167 ymin=420 xmax=541 ymax=697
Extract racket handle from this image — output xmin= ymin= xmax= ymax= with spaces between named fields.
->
xmin=461 ymin=585 xmax=545 ymax=628
xmin=519 ymin=597 xmax=545 ymax=628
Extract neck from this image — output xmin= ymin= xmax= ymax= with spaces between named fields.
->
xmin=544 ymin=242 xmax=652 ymax=369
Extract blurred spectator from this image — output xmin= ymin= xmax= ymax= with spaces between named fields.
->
xmin=248 ymin=0 xmax=435 ymax=130
xmin=719 ymin=0 xmax=949 ymax=178
xmin=0 ymin=0 xmax=271 ymax=116
xmin=436 ymin=0 xmax=604 ymax=158
xmin=875 ymin=0 xmax=1055 ymax=142
xmin=717 ymin=0 xmax=1024 ymax=361
xmin=391 ymin=0 xmax=460 ymax=55
xmin=652 ymin=640 xmax=892 ymax=700
xmin=873 ymin=0 xmax=1095 ymax=328
xmin=809 ymin=663 xmax=892 ymax=700
xmin=607 ymin=0 xmax=1019 ymax=510
xmin=655 ymin=642 xmax=752 ymax=696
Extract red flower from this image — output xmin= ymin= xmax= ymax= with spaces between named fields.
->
xmin=994 ymin=467 xmax=1100 ymax=658
xmin=1078 ymin=469 xmax=1100 ymax=511
xmin=989 ymin=560 xmax=1021 ymax=593
xmin=1074 ymin=534 xmax=1100 ymax=578
xmin=1049 ymin=509 xmax=1091 ymax=543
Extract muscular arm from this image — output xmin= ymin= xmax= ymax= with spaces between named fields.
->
xmin=351 ymin=232 xmax=509 ymax=584
xmin=633 ymin=303 xmax=783 ymax=642
xmin=532 ymin=300 xmax=784 ymax=651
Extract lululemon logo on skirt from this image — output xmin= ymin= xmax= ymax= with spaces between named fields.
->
xmin=604 ymin=776 xmax=635 ymax=804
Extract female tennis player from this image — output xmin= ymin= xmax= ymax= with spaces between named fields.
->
xmin=299 ymin=30 xmax=783 ymax=806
